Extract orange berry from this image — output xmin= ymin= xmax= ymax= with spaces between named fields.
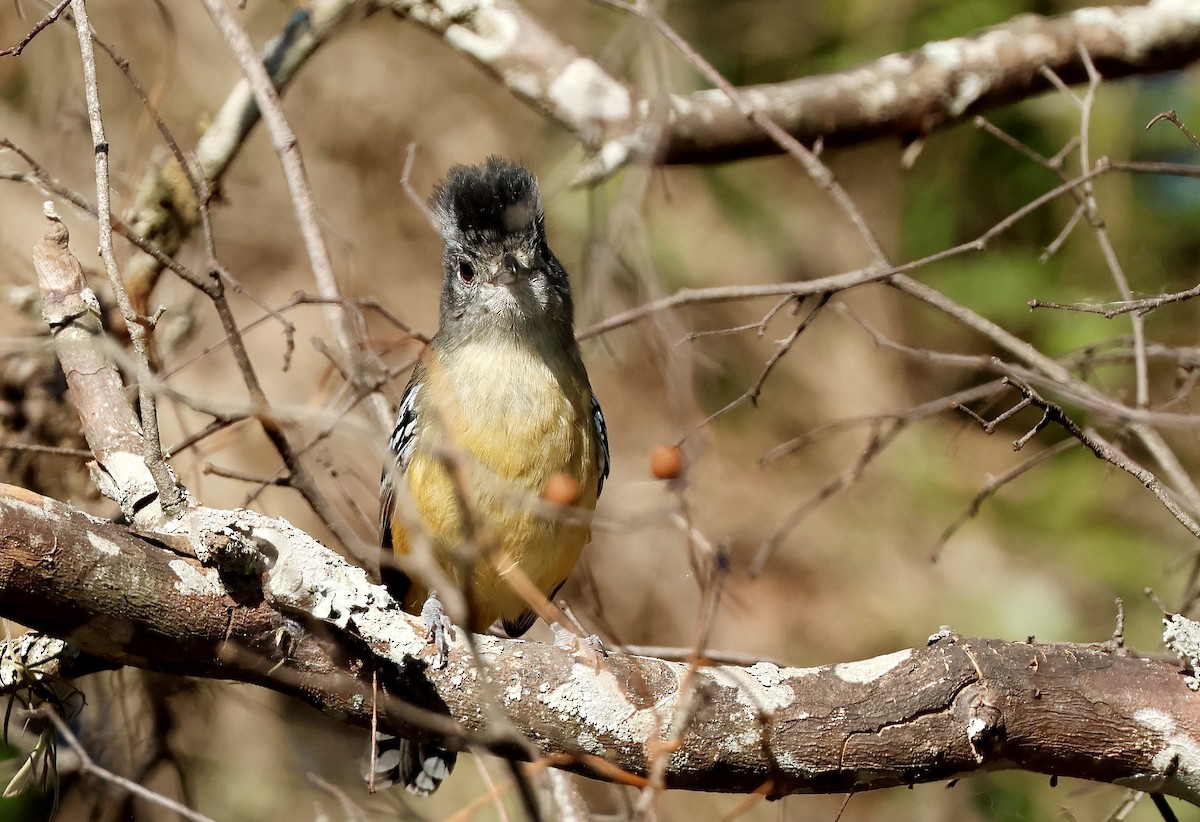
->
xmin=543 ymin=472 xmax=582 ymax=505
xmin=650 ymin=444 xmax=683 ymax=480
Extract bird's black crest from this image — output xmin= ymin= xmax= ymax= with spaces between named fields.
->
xmin=430 ymin=157 xmax=542 ymax=244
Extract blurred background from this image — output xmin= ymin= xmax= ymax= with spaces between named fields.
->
xmin=2 ymin=0 xmax=1200 ymax=819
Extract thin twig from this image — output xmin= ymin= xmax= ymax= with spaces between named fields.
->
xmin=401 ymin=142 xmax=436 ymax=228
xmin=1146 ymin=111 xmax=1200 ymax=152
xmin=686 ymin=293 xmax=831 ymax=436
xmin=1030 ymin=283 xmax=1200 ymax=319
xmin=199 ymin=0 xmax=390 ymax=431
xmin=760 ymin=382 xmax=1007 ymax=465
xmin=631 ymin=4 xmax=888 ymax=264
xmin=580 ymin=160 xmax=1126 ymax=340
xmin=971 ymin=379 xmax=1200 ymax=541
xmin=0 ymin=0 xmax=71 ymax=57
xmin=0 ymin=140 xmax=215 ymax=295
xmin=39 ymin=709 xmax=217 ymax=822
xmin=0 ymin=443 xmax=92 ymax=458
xmin=202 ymin=463 xmax=290 ymax=486
xmin=1070 ymin=49 xmax=1149 ymax=408
xmin=754 ymin=420 xmax=901 ymax=574
xmin=70 ymin=0 xmax=184 ymax=520
xmin=931 ymin=438 xmax=1076 ymax=561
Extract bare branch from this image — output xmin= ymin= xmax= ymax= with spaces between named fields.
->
xmin=0 ymin=0 xmax=72 ymax=57
xmin=199 ymin=0 xmax=389 ymax=431
xmin=932 ymin=439 xmax=1077 ymax=561
xmin=31 ymin=211 xmax=166 ymax=526
xmin=59 ymin=0 xmax=1200 ymax=330
xmin=959 ymin=379 xmax=1200 ymax=542
xmin=70 ymin=0 xmax=184 ymax=520
xmin=611 ymin=0 xmax=1200 ymax=173
xmin=40 ymin=709 xmax=218 ymax=822
xmin=1147 ymin=109 xmax=1200 ymax=151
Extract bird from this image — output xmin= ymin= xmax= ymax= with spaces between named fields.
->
xmin=372 ymin=157 xmax=610 ymax=795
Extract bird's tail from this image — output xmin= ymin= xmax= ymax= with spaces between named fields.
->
xmin=366 ymin=732 xmax=457 ymax=796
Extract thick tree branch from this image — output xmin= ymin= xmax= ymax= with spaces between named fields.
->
xmin=0 ymin=483 xmax=1197 ymax=802
xmin=385 ymin=0 xmax=1200 ymax=179
xmin=648 ymin=0 xmax=1200 ymax=167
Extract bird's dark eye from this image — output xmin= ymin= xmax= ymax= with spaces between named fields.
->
xmin=457 ymin=261 xmax=475 ymax=283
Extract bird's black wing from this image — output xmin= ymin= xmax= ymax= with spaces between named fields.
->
xmin=379 ymin=379 xmax=422 ymax=598
xmin=591 ymin=392 xmax=610 ymax=498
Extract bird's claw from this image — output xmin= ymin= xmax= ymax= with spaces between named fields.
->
xmin=551 ymin=623 xmax=607 ymax=671
xmin=421 ymin=592 xmax=453 ymax=669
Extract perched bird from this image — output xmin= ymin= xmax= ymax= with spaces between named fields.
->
xmin=373 ymin=157 xmax=610 ymax=795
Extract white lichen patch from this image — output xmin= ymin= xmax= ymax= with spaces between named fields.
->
xmin=437 ymin=0 xmax=485 ymax=18
xmin=966 ymin=715 xmax=990 ymax=762
xmin=85 ymin=530 xmax=122 ymax=557
xmin=444 ymin=6 xmax=518 ymax=64
xmin=688 ymin=88 xmax=736 ymax=115
xmin=774 ymin=750 xmax=804 ymax=774
xmin=168 ymin=559 xmax=224 ymax=597
xmin=1152 ymin=0 xmax=1200 ymax=14
xmin=920 ymin=40 xmax=967 ymax=68
xmin=707 ymin=662 xmax=814 ymax=713
xmin=504 ymin=69 xmax=541 ymax=101
xmin=575 ymin=731 xmax=604 ymax=756
xmin=835 ymin=649 xmax=912 ymax=684
xmin=728 ymin=724 xmax=760 ymax=752
xmin=1071 ymin=7 xmax=1121 ymax=29
xmin=1074 ymin=6 xmax=1173 ymax=62
xmin=947 ymin=73 xmax=986 ymax=116
xmin=597 ymin=139 xmax=632 ymax=173
xmin=100 ymin=451 xmax=163 ymax=527
xmin=175 ymin=506 xmax=407 ymax=647
xmin=548 ymin=59 xmax=632 ymax=124
xmin=477 ymin=636 xmax=505 ymax=665
xmin=1163 ymin=613 xmax=1200 ymax=690
xmin=855 ymin=74 xmax=900 ymax=116
xmin=540 ymin=665 xmax=675 ymax=744
xmin=1132 ymin=708 xmax=1200 ymax=802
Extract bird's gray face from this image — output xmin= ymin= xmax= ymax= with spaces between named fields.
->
xmin=430 ymin=159 xmax=574 ymax=339
xmin=439 ymin=230 xmax=566 ymax=331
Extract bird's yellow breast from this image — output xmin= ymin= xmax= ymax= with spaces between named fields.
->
xmin=390 ymin=339 xmax=599 ymax=631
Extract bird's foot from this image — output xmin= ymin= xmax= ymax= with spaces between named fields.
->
xmin=420 ymin=592 xmax=453 ymax=670
xmin=551 ymin=622 xmax=607 ymax=671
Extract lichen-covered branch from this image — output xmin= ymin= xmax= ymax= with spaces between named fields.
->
xmin=387 ymin=0 xmax=644 ymax=171
xmin=0 ymin=482 xmax=1196 ymax=802
xmin=649 ymin=0 xmax=1200 ymax=166
xmin=31 ymin=207 xmax=170 ymax=528
xmin=387 ymin=0 xmax=1200 ymax=180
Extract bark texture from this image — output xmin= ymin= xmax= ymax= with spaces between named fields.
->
xmin=1 ymin=483 xmax=1198 ymax=802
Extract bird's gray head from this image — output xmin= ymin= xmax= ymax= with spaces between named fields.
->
xmin=430 ymin=157 xmax=574 ymax=342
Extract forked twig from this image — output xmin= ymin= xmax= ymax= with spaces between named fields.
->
xmin=957 ymin=379 xmax=1200 ymax=541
